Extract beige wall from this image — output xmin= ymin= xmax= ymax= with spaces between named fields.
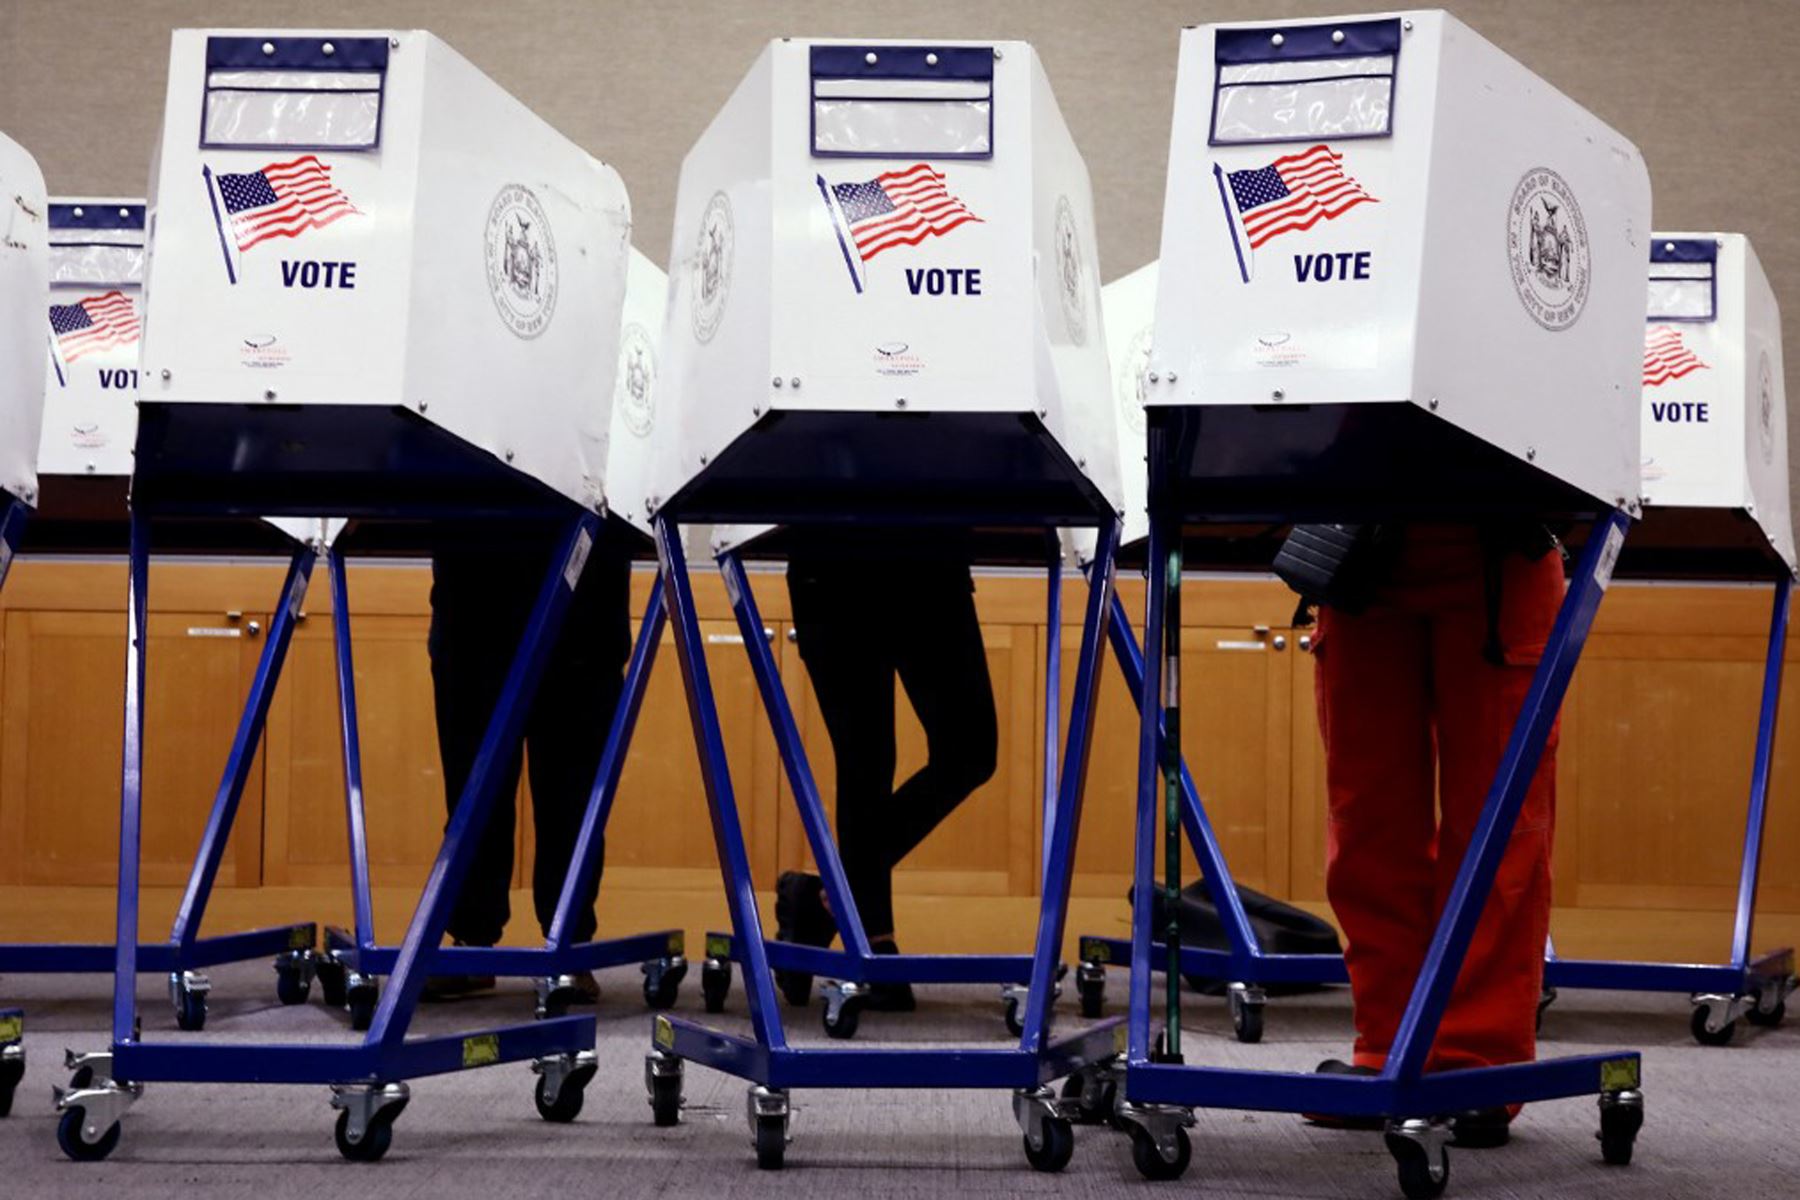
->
xmin=4 ymin=0 xmax=1799 ymax=486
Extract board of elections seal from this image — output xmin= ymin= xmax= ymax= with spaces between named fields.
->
xmin=1505 ymin=167 xmax=1589 ymax=332
xmin=616 ymin=322 xmax=657 ymax=438
xmin=1054 ymin=195 xmax=1087 ymax=346
xmin=691 ymin=191 xmax=733 ymax=343
xmin=1758 ymin=349 xmax=1776 ymax=465
xmin=484 ymin=184 xmax=557 ymax=339
xmin=1118 ymin=324 xmax=1152 ymax=435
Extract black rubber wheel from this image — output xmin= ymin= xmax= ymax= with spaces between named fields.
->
xmin=1023 ymin=1115 xmax=1075 ymax=1173
xmin=701 ymin=962 xmax=732 ymax=1014
xmin=754 ymin=1114 xmax=786 ymax=1170
xmin=776 ymin=969 xmax=814 ymax=1008
xmin=67 ymin=1064 xmax=95 ymax=1090
xmin=316 ymin=959 xmax=349 ymax=1009
xmin=1747 ymin=998 xmax=1786 ymax=1028
xmin=1077 ymin=973 xmax=1105 ymax=1020
xmin=822 ymin=994 xmax=863 ymax=1040
xmin=643 ymin=960 xmax=686 ymax=1011
xmin=174 ymin=988 xmax=207 ymax=1032
xmin=1060 ymin=1073 xmax=1118 ymax=1126
xmin=1387 ymin=1133 xmax=1449 ymax=1200
xmin=0 ymin=1063 xmax=21 ymax=1119
xmin=1128 ymin=1123 xmax=1191 ymax=1181
xmin=348 ymin=986 xmax=377 ymax=1033
xmin=1004 ymin=997 xmax=1025 ymax=1038
xmin=1232 ymin=1001 xmax=1264 ymax=1045
xmin=334 ymin=1109 xmax=394 ymax=1163
xmin=1598 ymin=1102 xmax=1643 ymax=1167
xmin=1690 ymin=1005 xmax=1736 ymax=1047
xmin=276 ymin=967 xmax=311 ymax=1007
xmin=57 ymin=1106 xmax=121 ymax=1162
xmin=535 ymin=1074 xmax=585 ymax=1123
xmin=649 ymin=1071 xmax=682 ymax=1127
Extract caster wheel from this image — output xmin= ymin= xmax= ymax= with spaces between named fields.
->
xmin=754 ymin=1114 xmax=786 ymax=1170
xmin=822 ymin=993 xmax=865 ymax=1040
xmin=348 ymin=983 xmax=378 ymax=1032
xmin=316 ymin=959 xmax=349 ymax=1010
xmin=276 ymin=966 xmax=312 ymax=1007
xmin=776 ymin=969 xmax=814 ymax=1008
xmin=1128 ymin=1123 xmax=1191 ymax=1181
xmin=57 ymin=1106 xmax=121 ymax=1162
xmin=1232 ymin=1000 xmax=1264 ymax=1045
xmin=1386 ymin=1132 xmax=1449 ymax=1200
xmin=334 ymin=1109 xmax=395 ymax=1162
xmin=1023 ymin=1115 xmax=1074 ymax=1173
xmin=1690 ymin=1005 xmax=1736 ymax=1047
xmin=67 ymin=1064 xmax=95 ymax=1090
xmin=1059 ymin=1073 xmax=1118 ymax=1126
xmin=1747 ymin=998 xmax=1786 ymax=1028
xmin=1004 ymin=996 xmax=1025 ymax=1038
xmin=1598 ymin=1100 xmax=1643 ymax=1167
xmin=642 ymin=958 xmax=687 ymax=1011
xmin=701 ymin=961 xmax=732 ymax=1014
xmin=649 ymin=1069 xmax=682 ymax=1127
xmin=535 ymin=1074 xmax=586 ymax=1123
xmin=1077 ymin=968 xmax=1105 ymax=1020
xmin=174 ymin=988 xmax=207 ymax=1032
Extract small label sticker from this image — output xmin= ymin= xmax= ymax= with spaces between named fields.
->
xmin=1214 ymin=640 xmax=1267 ymax=651
xmin=288 ymin=925 xmax=313 ymax=950
xmin=1080 ymin=937 xmax=1111 ymax=965
xmin=705 ymin=933 xmax=732 ymax=959
xmin=1599 ymin=1056 xmax=1640 ymax=1093
xmin=0 ymin=1013 xmax=21 ymax=1043
xmin=461 ymin=1033 xmax=500 ymax=1068
xmin=563 ymin=527 xmax=594 ymax=591
xmin=654 ymin=1014 xmax=676 ymax=1050
xmin=1594 ymin=523 xmax=1625 ymax=591
xmin=666 ymin=931 xmax=685 ymax=955
xmin=187 ymin=627 xmax=242 ymax=638
xmin=707 ymin=633 xmax=744 ymax=645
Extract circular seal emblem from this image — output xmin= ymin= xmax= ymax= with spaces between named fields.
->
xmin=616 ymin=322 xmax=657 ymax=438
xmin=1118 ymin=324 xmax=1153 ymax=436
xmin=484 ymin=184 xmax=558 ymax=339
xmin=1505 ymin=167 xmax=1590 ymax=331
xmin=1054 ymin=195 xmax=1087 ymax=347
xmin=691 ymin=191 xmax=733 ymax=343
xmin=1758 ymin=349 xmax=1776 ymax=465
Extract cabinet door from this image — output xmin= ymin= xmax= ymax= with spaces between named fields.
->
xmin=776 ymin=621 xmax=1040 ymax=899
xmin=0 ymin=609 xmax=264 ymax=887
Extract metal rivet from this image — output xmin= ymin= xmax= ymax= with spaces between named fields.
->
xmin=505 ymin=449 xmax=516 ymax=462
xmin=1526 ymin=447 xmax=1537 ymax=461
xmin=1403 ymin=18 xmax=1414 ymax=31
xmin=699 ymin=453 xmax=709 ymax=465
xmin=1148 ymin=371 xmax=1160 ymax=383
xmin=418 ymin=401 xmax=428 ymax=413
xmin=772 ymin=376 xmax=784 ymax=388
xmin=322 ymin=41 xmax=335 ymax=55
xmin=752 ymin=405 xmax=762 ymax=416
xmin=264 ymin=389 xmax=277 ymax=401
xmin=72 ymin=205 xmax=85 ymax=218
xmin=85 ymin=462 xmax=96 ymax=474
xmin=1664 ymin=241 xmax=1675 ymax=253
xmin=261 ymin=41 xmax=275 ymax=55
xmin=389 ymin=37 xmax=400 ymax=49
xmin=1272 ymin=388 xmax=1285 ymax=401
xmin=865 ymin=52 xmax=878 ymax=65
xmin=118 ymin=207 xmax=130 ymax=219
xmin=993 ymin=48 xmax=1004 ymax=60
xmin=1331 ymin=30 xmax=1345 ymax=44
xmin=1270 ymin=33 xmax=1285 ymax=47
xmin=789 ymin=377 xmax=801 ymax=389
xmin=895 ymin=398 xmax=908 ymax=409
xmin=1166 ymin=371 xmax=1178 ymax=383
xmin=160 ymin=368 xmax=171 ymax=381
xmin=1077 ymin=457 xmax=1087 ymax=469
xmin=1428 ymin=397 xmax=1440 ymax=410
xmin=926 ymin=52 xmax=939 ymax=66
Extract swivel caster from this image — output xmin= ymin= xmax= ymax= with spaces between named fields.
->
xmin=169 ymin=970 xmax=210 ymax=1032
xmin=1597 ymin=1088 xmax=1644 ymax=1166
xmin=534 ymin=974 xmax=581 ymax=1020
xmin=1076 ymin=960 xmax=1106 ymax=1019
xmin=531 ymin=1050 xmax=598 ymax=1123
xmin=1001 ymin=984 xmax=1028 ymax=1038
xmin=748 ymin=1085 xmax=790 ymax=1170
xmin=1385 ymin=1118 xmax=1451 ymax=1200
xmin=57 ymin=1105 xmax=123 ymax=1162
xmin=1116 ymin=1100 xmax=1194 ymax=1181
xmin=1535 ymin=985 xmax=1558 ymax=1033
xmin=1690 ymin=994 xmax=1740 ymax=1046
xmin=330 ymin=1081 xmax=409 ymax=1163
xmin=346 ymin=973 xmax=378 ymax=1032
xmin=275 ymin=949 xmax=316 ymax=1006
xmin=53 ymin=1061 xmax=139 ymax=1163
xmin=315 ymin=953 xmax=350 ymax=1009
xmin=645 ymin=1049 xmax=684 ymax=1127
xmin=1227 ymin=982 xmax=1265 ymax=1044
xmin=701 ymin=956 xmax=733 ymax=1014
xmin=1747 ymin=977 xmax=1792 ymax=1028
xmin=1059 ymin=1063 xmax=1120 ymax=1126
xmin=642 ymin=955 xmax=688 ymax=1010
xmin=821 ymin=980 xmax=868 ymax=1040
xmin=1013 ymin=1085 xmax=1074 ymax=1173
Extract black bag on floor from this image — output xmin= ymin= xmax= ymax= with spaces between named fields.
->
xmin=1137 ymin=878 xmax=1343 ymax=996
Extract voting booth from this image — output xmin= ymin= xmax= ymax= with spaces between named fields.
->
xmin=1097 ymin=13 xmax=1654 ymax=1193
xmin=41 ymin=199 xmax=141 ymax=481
xmin=641 ymin=37 xmax=1124 ymax=1171
xmin=57 ymin=29 xmax=630 ymax=1166
xmin=1543 ymin=233 xmax=1797 ymax=1045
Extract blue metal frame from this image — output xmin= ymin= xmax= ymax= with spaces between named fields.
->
xmin=1124 ymin=504 xmax=1641 ymax=1116
xmin=107 ymin=512 xmax=600 ymax=1086
xmin=652 ymin=513 xmax=1124 ymax=1087
xmin=1544 ymin=571 xmax=1795 ymax=999
xmin=320 ymin=563 xmax=686 ymax=983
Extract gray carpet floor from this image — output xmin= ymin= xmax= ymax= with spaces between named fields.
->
xmin=2 ymin=959 xmax=1794 ymax=1197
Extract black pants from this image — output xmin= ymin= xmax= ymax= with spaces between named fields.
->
xmin=429 ymin=521 xmax=632 ymax=948
xmin=788 ymin=558 xmax=998 ymax=937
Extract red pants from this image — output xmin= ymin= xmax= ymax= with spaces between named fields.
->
xmin=1313 ymin=526 xmax=1563 ymax=1073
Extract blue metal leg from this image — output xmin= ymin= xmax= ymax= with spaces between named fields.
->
xmin=112 ymin=513 xmax=151 ymax=1046
xmin=657 ymin=519 xmax=786 ymax=1050
xmin=1128 ymin=505 xmax=1170 ymax=1067
xmin=1730 ymin=572 xmax=1789 ymax=969
xmin=369 ymin=513 xmax=600 ymax=1050
xmin=1041 ymin=548 xmax=1062 ymax=889
xmin=330 ymin=550 xmax=377 ymax=951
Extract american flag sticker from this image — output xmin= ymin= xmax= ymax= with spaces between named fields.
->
xmin=48 ymin=290 xmax=140 ymax=366
xmin=1642 ymin=326 xmax=1708 ymax=388
xmin=203 ymin=155 xmax=360 ymax=283
xmin=818 ymin=164 xmax=981 ymax=293
xmin=1213 ymin=145 xmax=1377 ymax=283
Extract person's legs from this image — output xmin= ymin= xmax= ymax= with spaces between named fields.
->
xmin=523 ymin=525 xmax=634 ymax=946
xmin=1314 ymin=600 xmax=1436 ymax=1070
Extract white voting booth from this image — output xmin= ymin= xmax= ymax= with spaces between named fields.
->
xmin=606 ymin=246 xmax=669 ymax=537
xmin=0 ymin=135 xmax=48 ymax=520
xmin=56 ymin=30 xmax=635 ymax=1166
xmin=42 ymin=199 xmax=141 ymax=479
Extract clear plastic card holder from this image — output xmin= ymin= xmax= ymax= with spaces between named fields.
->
xmin=199 ymin=37 xmax=389 ymax=151
xmin=1211 ymin=18 xmax=1402 ymax=146
xmin=810 ymin=45 xmax=995 ymax=159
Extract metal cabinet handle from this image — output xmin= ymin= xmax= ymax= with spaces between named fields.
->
xmin=1299 ymin=634 xmax=1313 ymax=652
xmin=247 ymin=620 xmax=263 ymax=637
xmin=1272 ymin=634 xmax=1287 ymax=651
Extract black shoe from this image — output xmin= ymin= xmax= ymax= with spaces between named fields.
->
xmin=1449 ymin=1107 xmax=1511 ymax=1149
xmin=775 ymin=872 xmax=837 ymax=1006
xmin=1302 ymin=1059 xmax=1383 ymax=1130
xmin=866 ymin=940 xmax=916 ymax=1013
xmin=566 ymin=970 xmax=602 ymax=1005
xmin=421 ymin=939 xmax=497 ymax=1002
